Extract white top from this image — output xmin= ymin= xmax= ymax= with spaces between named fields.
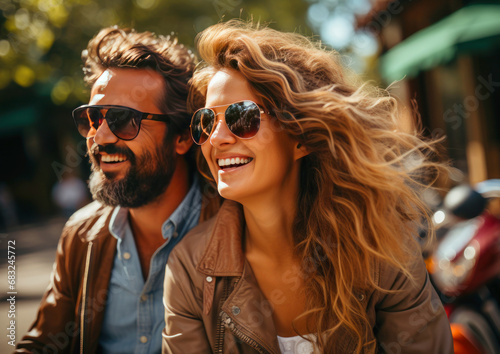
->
xmin=277 ymin=334 xmax=317 ymax=354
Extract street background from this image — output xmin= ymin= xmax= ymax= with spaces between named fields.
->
xmin=1 ymin=217 xmax=64 ymax=353
xmin=1 ymin=0 xmax=500 ymax=350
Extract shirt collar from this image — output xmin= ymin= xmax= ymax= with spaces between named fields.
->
xmin=108 ymin=174 xmax=201 ymax=242
xmin=109 ymin=206 xmax=127 ymax=241
xmin=160 ymin=174 xmax=201 ymax=240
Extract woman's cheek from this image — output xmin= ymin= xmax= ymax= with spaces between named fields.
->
xmin=201 ymin=145 xmax=216 ymax=177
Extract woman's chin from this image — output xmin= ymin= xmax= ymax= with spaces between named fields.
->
xmin=218 ymin=186 xmax=237 ymax=201
xmin=217 ymin=184 xmax=248 ymax=203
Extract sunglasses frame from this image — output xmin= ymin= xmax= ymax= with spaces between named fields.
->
xmin=190 ymin=100 xmax=271 ymax=145
xmin=72 ymin=104 xmax=170 ymax=141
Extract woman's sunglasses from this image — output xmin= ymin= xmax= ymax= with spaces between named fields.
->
xmin=190 ymin=100 xmax=270 ymax=145
xmin=72 ymin=105 xmax=170 ymax=141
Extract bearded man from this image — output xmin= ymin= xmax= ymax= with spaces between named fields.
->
xmin=16 ymin=27 xmax=217 ymax=354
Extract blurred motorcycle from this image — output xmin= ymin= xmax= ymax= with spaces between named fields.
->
xmin=429 ymin=180 xmax=500 ymax=354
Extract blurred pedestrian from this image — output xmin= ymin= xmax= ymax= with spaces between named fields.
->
xmin=0 ymin=182 xmax=18 ymax=230
xmin=51 ymin=172 xmax=89 ymax=217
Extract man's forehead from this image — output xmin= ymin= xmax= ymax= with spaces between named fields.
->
xmin=94 ymin=68 xmax=164 ymax=91
xmin=90 ymin=68 xmax=165 ymax=108
xmin=93 ymin=69 xmax=114 ymax=90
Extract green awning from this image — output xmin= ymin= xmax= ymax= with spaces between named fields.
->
xmin=379 ymin=4 xmax=500 ymax=82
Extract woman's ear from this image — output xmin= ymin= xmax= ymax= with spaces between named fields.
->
xmin=294 ymin=142 xmax=310 ymax=160
xmin=174 ymin=131 xmax=193 ymax=155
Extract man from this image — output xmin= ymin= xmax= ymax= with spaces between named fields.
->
xmin=16 ymin=27 xmax=217 ymax=353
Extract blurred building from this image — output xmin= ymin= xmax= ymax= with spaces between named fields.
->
xmin=359 ymin=0 xmax=500 ymax=183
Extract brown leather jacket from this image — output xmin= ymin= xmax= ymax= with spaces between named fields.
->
xmin=15 ymin=178 xmax=219 ymax=354
xmin=163 ymin=200 xmax=454 ymax=353
xmin=15 ymin=201 xmax=118 ymax=354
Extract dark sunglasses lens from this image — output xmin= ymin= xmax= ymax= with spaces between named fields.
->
xmin=191 ymin=109 xmax=215 ymax=145
xmin=73 ymin=108 xmax=101 ymax=138
xmin=105 ymin=108 xmax=140 ymax=140
xmin=225 ymin=101 xmax=261 ymax=139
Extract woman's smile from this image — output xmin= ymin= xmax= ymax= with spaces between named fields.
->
xmin=217 ymin=156 xmax=253 ymax=169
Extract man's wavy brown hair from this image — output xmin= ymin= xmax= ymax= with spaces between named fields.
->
xmin=190 ymin=20 xmax=447 ymax=352
xmin=82 ymin=26 xmax=195 ymax=133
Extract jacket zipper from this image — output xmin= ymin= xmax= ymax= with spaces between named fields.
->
xmin=216 ymin=315 xmax=224 ymax=354
xmin=220 ymin=312 xmax=268 ymax=354
xmin=215 ymin=278 xmax=232 ymax=353
xmin=230 ymin=325 xmax=267 ymax=354
xmin=80 ymin=241 xmax=93 ymax=354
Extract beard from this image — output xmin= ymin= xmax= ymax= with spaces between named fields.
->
xmin=87 ymin=138 xmax=176 ymax=208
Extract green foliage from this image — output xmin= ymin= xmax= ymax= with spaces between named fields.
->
xmin=0 ymin=0 xmax=311 ymax=106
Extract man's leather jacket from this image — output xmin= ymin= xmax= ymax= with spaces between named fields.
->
xmin=163 ymin=200 xmax=454 ymax=353
xmin=16 ymin=201 xmax=117 ymax=353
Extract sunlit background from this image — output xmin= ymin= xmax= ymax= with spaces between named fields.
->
xmin=0 ymin=0 xmax=362 ymax=228
xmin=0 ymin=0 xmax=499 ymax=231
xmin=1 ymin=0 xmax=500 ymax=350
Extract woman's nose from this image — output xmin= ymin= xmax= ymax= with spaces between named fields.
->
xmin=209 ymin=115 xmax=237 ymax=147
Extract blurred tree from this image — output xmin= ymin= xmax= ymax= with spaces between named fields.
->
xmin=0 ymin=0 xmax=311 ymax=107
xmin=305 ymin=0 xmax=379 ymax=75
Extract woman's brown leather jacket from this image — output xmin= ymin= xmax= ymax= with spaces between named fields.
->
xmin=162 ymin=200 xmax=454 ymax=353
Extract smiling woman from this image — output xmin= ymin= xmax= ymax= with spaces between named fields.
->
xmin=197 ymin=69 xmax=301 ymax=204
xmin=162 ymin=20 xmax=454 ymax=354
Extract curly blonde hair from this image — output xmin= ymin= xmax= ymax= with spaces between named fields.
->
xmin=190 ymin=20 xmax=446 ymax=353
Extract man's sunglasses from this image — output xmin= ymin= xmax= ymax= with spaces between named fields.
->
xmin=72 ymin=105 xmax=170 ymax=140
xmin=190 ymin=100 xmax=270 ymax=145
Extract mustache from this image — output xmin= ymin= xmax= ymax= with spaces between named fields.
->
xmin=88 ymin=142 xmax=134 ymax=160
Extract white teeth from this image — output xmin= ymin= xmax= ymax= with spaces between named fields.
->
xmin=101 ymin=154 xmax=127 ymax=163
xmin=217 ymin=157 xmax=251 ymax=168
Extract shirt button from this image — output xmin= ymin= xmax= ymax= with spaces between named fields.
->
xmin=141 ymin=295 xmax=148 ymax=302
xmin=140 ymin=336 xmax=148 ymax=343
xmin=123 ymin=252 xmax=131 ymax=260
xmin=206 ymin=276 xmax=213 ymax=283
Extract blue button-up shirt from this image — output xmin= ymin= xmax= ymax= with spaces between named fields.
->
xmin=99 ymin=177 xmax=201 ymax=354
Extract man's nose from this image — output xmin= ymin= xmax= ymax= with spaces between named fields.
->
xmin=93 ymin=119 xmax=119 ymax=145
xmin=209 ymin=115 xmax=237 ymax=147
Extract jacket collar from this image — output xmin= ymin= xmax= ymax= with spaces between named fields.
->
xmin=195 ymin=201 xmax=368 ymax=353
xmin=221 ymin=258 xmax=281 ymax=354
xmin=70 ymin=176 xmax=215 ymax=245
xmin=65 ymin=201 xmax=115 ymax=243
xmin=196 ymin=200 xmax=282 ymax=353
xmin=197 ymin=200 xmax=246 ymax=276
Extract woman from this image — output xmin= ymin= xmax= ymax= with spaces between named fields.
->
xmin=162 ymin=20 xmax=453 ymax=353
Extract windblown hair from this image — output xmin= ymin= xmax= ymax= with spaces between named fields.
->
xmin=190 ymin=20 xmax=447 ymax=352
xmin=83 ymin=26 xmax=195 ymax=133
